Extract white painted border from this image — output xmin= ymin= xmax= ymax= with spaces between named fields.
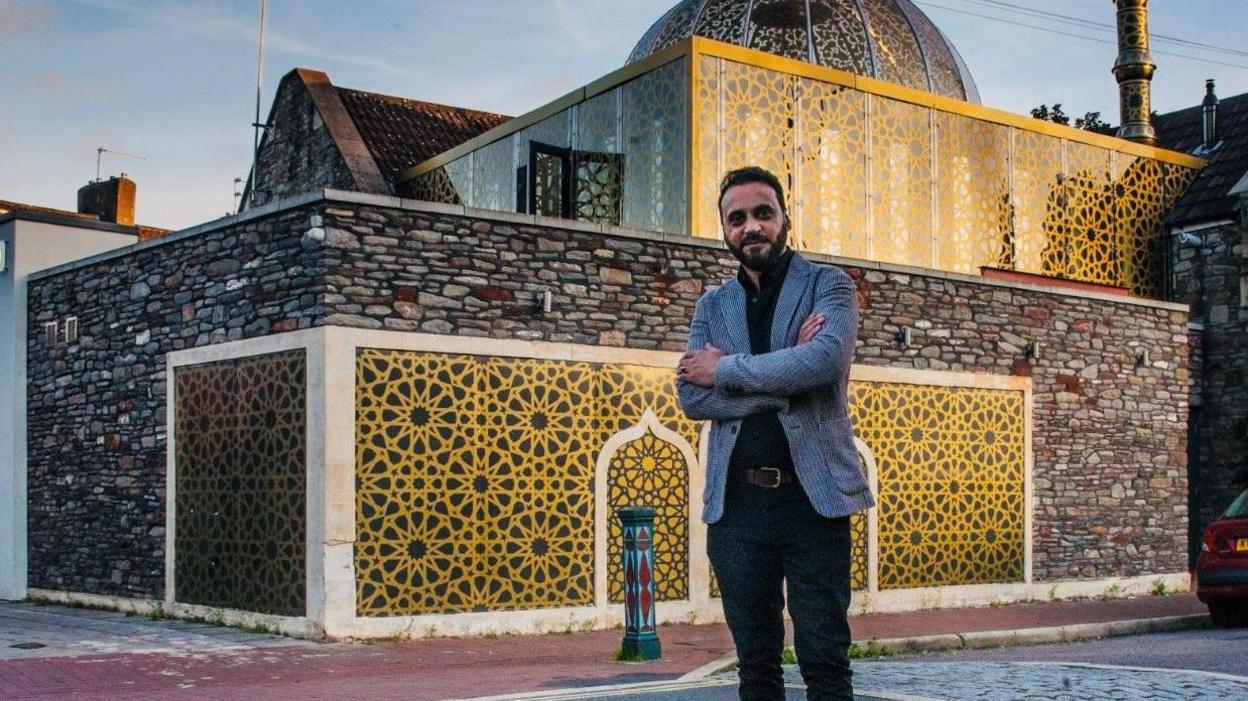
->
xmin=320 ymin=328 xmax=724 ymax=637
xmin=154 ymin=327 xmax=1128 ymax=640
xmin=165 ymin=328 xmax=323 ymax=634
xmin=593 ymin=409 xmax=703 ymax=621
xmin=848 ymin=366 xmax=1035 ymax=585
xmin=855 ymin=438 xmax=881 ymax=595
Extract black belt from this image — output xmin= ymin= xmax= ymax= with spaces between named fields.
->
xmin=733 ymin=467 xmax=797 ymax=489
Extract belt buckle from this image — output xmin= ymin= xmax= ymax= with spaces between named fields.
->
xmin=758 ymin=467 xmax=782 ymax=489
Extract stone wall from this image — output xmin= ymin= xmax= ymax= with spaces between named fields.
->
xmin=249 ymin=77 xmax=355 ymax=209
xmin=26 ymin=192 xmax=1191 ymax=599
xmin=315 ymin=202 xmax=1191 ymax=580
xmin=26 ymin=207 xmax=324 ymax=597
xmin=1172 ymin=218 xmax=1248 ymax=536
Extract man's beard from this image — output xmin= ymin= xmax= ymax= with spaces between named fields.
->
xmin=728 ymin=223 xmax=789 ymax=273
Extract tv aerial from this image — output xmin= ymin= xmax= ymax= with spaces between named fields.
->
xmin=95 ymin=146 xmax=146 ymax=182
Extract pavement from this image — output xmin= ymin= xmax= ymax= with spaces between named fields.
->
xmin=0 ymin=592 xmax=1241 ymax=700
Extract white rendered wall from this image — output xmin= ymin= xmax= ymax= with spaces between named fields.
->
xmin=0 ymin=220 xmax=135 ymax=600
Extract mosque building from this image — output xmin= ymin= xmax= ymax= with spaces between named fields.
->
xmin=9 ymin=0 xmax=1242 ymax=639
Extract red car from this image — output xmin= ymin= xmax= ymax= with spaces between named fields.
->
xmin=1196 ymin=488 xmax=1248 ymax=627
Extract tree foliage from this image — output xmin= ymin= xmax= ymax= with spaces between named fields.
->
xmin=1030 ymin=104 xmax=1116 ymax=136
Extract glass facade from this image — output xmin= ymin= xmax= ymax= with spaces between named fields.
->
xmin=410 ymin=57 xmax=688 ymax=236
xmin=407 ymin=40 xmax=1200 ymax=298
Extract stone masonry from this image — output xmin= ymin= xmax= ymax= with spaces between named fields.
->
xmin=1172 ymin=216 xmax=1248 ymax=537
xmin=248 ymin=75 xmax=356 ymax=209
xmin=26 ymin=191 xmax=1189 ymax=599
xmin=25 ymin=205 xmax=325 ymax=597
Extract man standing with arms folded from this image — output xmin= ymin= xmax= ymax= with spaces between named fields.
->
xmin=676 ymin=166 xmax=872 ymax=701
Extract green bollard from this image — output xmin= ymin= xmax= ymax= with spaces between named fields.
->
xmin=618 ymin=506 xmax=661 ymax=661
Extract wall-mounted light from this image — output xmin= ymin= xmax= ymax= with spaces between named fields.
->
xmin=895 ymin=327 xmax=911 ymax=348
xmin=530 ymin=289 xmax=552 ymax=315
xmin=1175 ymin=231 xmax=1201 ymax=246
xmin=1025 ymin=341 xmax=1041 ymax=360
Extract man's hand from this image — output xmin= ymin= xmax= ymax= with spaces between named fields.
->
xmin=797 ymin=312 xmax=825 ymax=345
xmin=677 ymin=343 xmax=724 ymax=388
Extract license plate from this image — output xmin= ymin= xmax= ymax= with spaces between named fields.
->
xmin=1237 ymin=539 xmax=1248 ymax=552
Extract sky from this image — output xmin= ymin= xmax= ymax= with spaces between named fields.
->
xmin=2 ymin=0 xmax=1246 ymax=230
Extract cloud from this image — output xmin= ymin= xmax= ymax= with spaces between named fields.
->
xmin=0 ymin=0 xmax=54 ymax=38
xmin=80 ymin=0 xmax=412 ymax=77
xmin=16 ymin=69 xmax=126 ymax=106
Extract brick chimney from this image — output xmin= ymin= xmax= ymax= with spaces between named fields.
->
xmin=77 ymin=173 xmax=136 ymax=225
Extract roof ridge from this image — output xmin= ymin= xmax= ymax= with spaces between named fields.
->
xmin=334 ymin=86 xmax=510 ymax=121
xmin=1157 ymin=90 xmax=1248 ymax=120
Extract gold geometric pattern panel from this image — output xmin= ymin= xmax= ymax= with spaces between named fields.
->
xmin=600 ymin=364 xmax=699 ymax=604
xmin=174 ymin=351 xmax=307 ymax=617
xmin=1164 ymin=161 xmax=1198 ymax=204
xmin=850 ymin=382 xmax=1026 ymax=590
xmin=935 ymin=111 xmax=1012 ymax=274
xmin=1053 ymin=142 xmax=1116 ymax=285
xmin=694 ymin=55 xmax=723 ymax=240
xmin=355 ymin=350 xmax=597 ymax=616
xmin=607 ymin=429 xmax=689 ymax=603
xmin=850 ymin=510 xmax=868 ymax=591
xmin=1010 ymin=129 xmax=1064 ymax=274
xmin=1114 ymin=153 xmax=1166 ymax=298
xmin=797 ymin=79 xmax=868 ymax=259
xmin=870 ymin=97 xmax=932 ymax=268
xmin=720 ymin=61 xmax=795 ymax=215
xmin=599 ymin=365 xmax=703 ymax=454
xmin=689 ymin=60 xmax=1197 ymax=296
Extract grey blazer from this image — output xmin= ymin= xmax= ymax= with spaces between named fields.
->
xmin=677 ymin=253 xmax=874 ymax=523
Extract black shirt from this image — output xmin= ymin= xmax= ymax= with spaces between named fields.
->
xmin=728 ymin=249 xmax=795 ymax=473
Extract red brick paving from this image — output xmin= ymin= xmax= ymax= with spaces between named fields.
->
xmin=0 ymin=594 xmax=1207 ymax=700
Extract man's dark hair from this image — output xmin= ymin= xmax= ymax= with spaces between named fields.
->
xmin=718 ymin=165 xmax=788 ymax=217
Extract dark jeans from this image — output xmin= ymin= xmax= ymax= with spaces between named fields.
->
xmin=707 ymin=478 xmax=854 ymax=701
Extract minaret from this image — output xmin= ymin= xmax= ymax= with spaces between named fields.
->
xmin=1112 ymin=0 xmax=1157 ymax=145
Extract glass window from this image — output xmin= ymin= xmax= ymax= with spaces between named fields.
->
xmin=622 ymin=58 xmax=688 ymax=235
xmin=471 ymin=137 xmax=514 ymax=212
xmin=1225 ymin=489 xmax=1248 ymax=519
xmin=516 ymin=109 xmax=573 ymax=215
xmin=575 ymin=88 xmax=624 ymax=225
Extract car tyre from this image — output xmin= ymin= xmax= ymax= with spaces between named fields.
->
xmin=1208 ymin=602 xmax=1248 ymax=628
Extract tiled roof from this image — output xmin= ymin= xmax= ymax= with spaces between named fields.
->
xmin=1154 ymin=91 xmax=1248 ymax=225
xmin=335 ymin=88 xmax=511 ymax=186
xmin=0 ymin=199 xmax=169 ymax=239
xmin=137 ymin=226 xmax=172 ymax=241
xmin=0 ymin=199 xmax=99 ymax=222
